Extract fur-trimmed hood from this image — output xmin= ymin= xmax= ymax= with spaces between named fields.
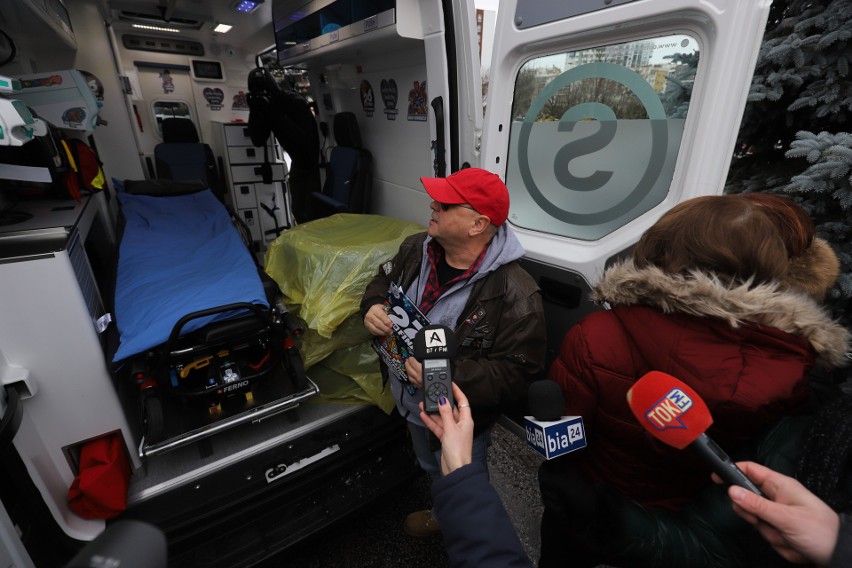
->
xmin=592 ymin=261 xmax=851 ymax=368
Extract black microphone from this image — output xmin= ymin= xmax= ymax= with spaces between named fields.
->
xmin=528 ymin=380 xmax=564 ymax=421
xmin=524 ymin=380 xmax=587 ymax=459
xmin=626 ymin=371 xmax=764 ymax=496
xmin=66 ymin=520 xmax=167 ymax=568
xmin=413 ymin=324 xmax=456 ymax=413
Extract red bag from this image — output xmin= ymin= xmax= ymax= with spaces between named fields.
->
xmin=61 ymin=138 xmax=105 ymax=202
xmin=67 ymin=434 xmax=132 ymax=519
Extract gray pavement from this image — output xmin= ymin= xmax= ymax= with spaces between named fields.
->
xmin=268 ymin=423 xmax=545 ymax=567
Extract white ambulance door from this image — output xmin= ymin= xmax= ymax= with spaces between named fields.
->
xmin=132 ymin=64 xmax=199 ymax=171
xmin=481 ymin=0 xmax=772 ymax=286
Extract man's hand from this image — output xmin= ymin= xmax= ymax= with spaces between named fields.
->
xmin=405 ymin=356 xmax=423 ymax=389
xmin=713 ymin=461 xmax=840 ymax=566
xmin=419 ymin=383 xmax=473 ymax=476
xmin=364 ymin=304 xmax=392 ymax=336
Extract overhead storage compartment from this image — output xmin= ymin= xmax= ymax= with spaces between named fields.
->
xmin=1 ymin=0 xmax=76 ymax=50
xmin=273 ymin=0 xmax=423 ymax=66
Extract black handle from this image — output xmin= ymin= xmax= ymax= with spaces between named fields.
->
xmin=430 ymin=96 xmax=446 ymax=178
xmin=165 ymin=302 xmax=273 ymax=350
xmin=145 ymin=156 xmax=157 ymax=179
xmin=539 ymin=276 xmax=582 ymax=309
xmin=692 ymin=433 xmax=764 ymax=496
xmin=0 ymin=385 xmax=23 ymax=452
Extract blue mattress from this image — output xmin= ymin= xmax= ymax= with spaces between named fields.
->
xmin=113 ymin=189 xmax=268 ymax=362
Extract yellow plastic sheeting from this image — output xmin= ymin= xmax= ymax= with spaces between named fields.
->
xmin=294 ymin=312 xmax=371 ymax=370
xmin=321 ymin=341 xmax=396 ymax=414
xmin=265 ymin=213 xmax=423 ymax=339
xmin=289 ymin=310 xmax=395 ymax=413
xmin=307 ymin=364 xmax=376 ymax=406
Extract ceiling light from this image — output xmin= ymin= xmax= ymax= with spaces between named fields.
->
xmin=132 ymin=23 xmax=181 ymax=33
xmin=232 ymin=0 xmax=264 ymax=14
xmin=213 ymin=23 xmax=233 ymax=33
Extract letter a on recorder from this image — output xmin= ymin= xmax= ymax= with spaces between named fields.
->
xmin=426 ymin=329 xmax=446 ymax=350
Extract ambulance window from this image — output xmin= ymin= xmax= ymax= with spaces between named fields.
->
xmin=505 ymin=34 xmax=698 ymax=240
xmin=152 ymin=101 xmax=193 ymax=139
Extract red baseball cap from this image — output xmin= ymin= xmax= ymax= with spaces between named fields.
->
xmin=420 ymin=168 xmax=510 ymax=226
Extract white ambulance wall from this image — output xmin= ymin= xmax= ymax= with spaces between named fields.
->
xmin=110 ymin=21 xmax=261 ymax=153
xmin=313 ymin=46 xmax=432 ymax=227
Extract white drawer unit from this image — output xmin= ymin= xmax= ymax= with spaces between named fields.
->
xmin=212 ymin=122 xmax=291 ymax=248
xmin=231 ymin=163 xmax=287 ymax=184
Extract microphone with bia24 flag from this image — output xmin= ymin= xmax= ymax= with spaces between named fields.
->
xmin=414 ymin=324 xmax=457 ymax=413
xmin=524 ymin=380 xmax=587 ymax=460
xmin=626 ymin=371 xmax=763 ymax=496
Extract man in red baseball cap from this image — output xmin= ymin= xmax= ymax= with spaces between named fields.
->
xmin=360 ymin=167 xmax=546 ymax=537
xmin=419 ymin=168 xmax=511 ymax=227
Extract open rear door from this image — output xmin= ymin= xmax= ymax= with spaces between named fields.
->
xmin=472 ymin=0 xmax=772 ymax=359
xmin=482 ymin=0 xmax=772 ymax=285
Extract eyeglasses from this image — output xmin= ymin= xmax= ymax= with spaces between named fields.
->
xmin=439 ymin=202 xmax=475 ymax=212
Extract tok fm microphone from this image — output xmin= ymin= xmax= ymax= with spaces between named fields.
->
xmin=626 ymin=371 xmax=763 ymax=496
xmin=524 ymin=380 xmax=587 ymax=460
xmin=413 ymin=324 xmax=457 ymax=413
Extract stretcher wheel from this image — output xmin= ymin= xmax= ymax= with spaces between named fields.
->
xmin=143 ymin=393 xmax=165 ymax=444
xmin=287 ymin=350 xmax=308 ymax=391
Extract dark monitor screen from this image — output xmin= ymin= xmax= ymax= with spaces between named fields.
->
xmin=191 ymin=60 xmax=224 ymax=80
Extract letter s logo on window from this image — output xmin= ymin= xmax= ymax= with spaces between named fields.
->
xmin=516 ymin=63 xmax=669 ymax=227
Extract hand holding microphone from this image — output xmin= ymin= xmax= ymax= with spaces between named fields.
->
xmin=712 ymin=461 xmax=840 ymax=566
xmin=419 ymin=382 xmax=473 ymax=476
xmin=626 ymin=371 xmax=763 ymax=496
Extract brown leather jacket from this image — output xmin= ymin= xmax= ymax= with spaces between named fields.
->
xmin=360 ymin=232 xmax=546 ymax=435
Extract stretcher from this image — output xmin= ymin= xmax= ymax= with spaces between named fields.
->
xmin=112 ymin=181 xmax=315 ymax=456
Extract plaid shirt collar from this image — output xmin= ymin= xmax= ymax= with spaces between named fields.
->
xmin=419 ymin=239 xmax=488 ymax=314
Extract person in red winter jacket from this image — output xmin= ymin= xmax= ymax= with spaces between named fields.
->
xmin=539 ymin=193 xmax=850 ymax=568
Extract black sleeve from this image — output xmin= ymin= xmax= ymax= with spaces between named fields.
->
xmin=830 ymin=512 xmax=852 ymax=568
xmin=432 ymin=463 xmax=533 ymax=568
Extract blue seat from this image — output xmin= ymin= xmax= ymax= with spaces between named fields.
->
xmin=154 ymin=118 xmax=223 ymax=201
xmin=310 ymin=112 xmax=372 ymax=220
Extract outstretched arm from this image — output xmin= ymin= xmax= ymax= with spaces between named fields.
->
xmin=422 ymin=383 xmax=532 ymax=568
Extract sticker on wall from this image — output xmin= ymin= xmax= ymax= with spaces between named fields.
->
xmin=360 ymin=80 xmax=375 ymax=117
xmin=203 ymin=87 xmax=224 ymax=111
xmin=62 ymin=108 xmax=87 ymax=128
xmin=19 ymin=74 xmax=63 ymax=89
xmin=381 ymin=79 xmax=398 ymax=121
xmin=80 ymin=70 xmax=104 ymax=108
xmin=407 ymin=80 xmax=428 ymax=122
xmin=159 ymin=70 xmax=175 ymax=94
xmin=232 ymin=90 xmax=249 ymax=111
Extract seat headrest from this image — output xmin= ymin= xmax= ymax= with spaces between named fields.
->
xmin=333 ymin=112 xmax=362 ymax=149
xmin=161 ymin=118 xmax=200 ymax=143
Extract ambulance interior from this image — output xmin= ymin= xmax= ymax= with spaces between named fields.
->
xmin=0 ymin=1 xmax=445 ymax=565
